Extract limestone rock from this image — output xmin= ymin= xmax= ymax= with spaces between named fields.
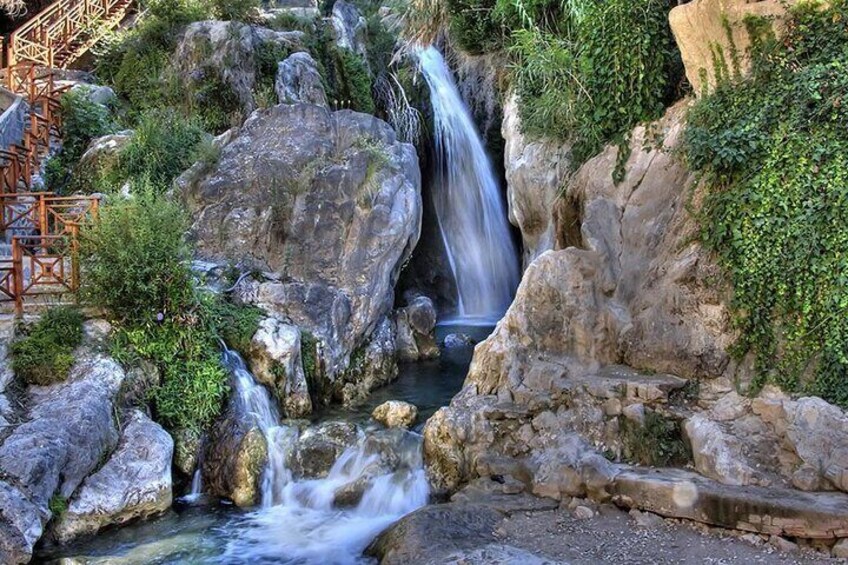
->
xmin=669 ymin=0 xmax=800 ymax=94
xmin=172 ymin=20 xmax=304 ymax=120
xmin=365 ymin=502 xmax=504 ymax=565
xmin=287 ymin=421 xmax=358 ymax=478
xmin=331 ymin=0 xmax=368 ymax=62
xmin=76 ymin=131 xmax=133 ymax=185
xmin=202 ymin=397 xmax=269 ymax=507
xmin=180 ymin=104 xmax=421 ymax=395
xmin=372 ymin=400 xmax=418 ymax=429
xmin=276 ymin=51 xmax=327 ymax=107
xmin=171 ymin=427 xmax=202 ymax=478
xmin=393 ymin=293 xmax=438 ymax=362
xmin=502 ymin=92 xmax=572 ymax=267
xmin=684 ymin=413 xmax=761 ymax=487
xmin=832 ymin=538 xmax=848 ymax=558
xmin=336 ymin=316 xmax=399 ymax=407
xmin=248 ymin=317 xmax=312 ymax=418
xmin=51 ymin=410 xmax=173 ymax=543
xmin=0 ymin=354 xmax=124 ymax=563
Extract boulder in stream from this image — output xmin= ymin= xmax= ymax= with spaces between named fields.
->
xmin=51 ymin=410 xmax=173 ymax=543
xmin=393 ymin=293 xmax=438 ymax=362
xmin=372 ymin=400 xmax=418 ymax=429
xmin=248 ymin=317 xmax=312 ymax=418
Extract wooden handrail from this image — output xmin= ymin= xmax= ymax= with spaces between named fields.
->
xmin=6 ymin=0 xmax=133 ymax=68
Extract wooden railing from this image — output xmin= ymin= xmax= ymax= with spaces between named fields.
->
xmin=0 ymin=192 xmax=99 ymax=314
xmin=5 ymin=0 xmax=134 ymax=68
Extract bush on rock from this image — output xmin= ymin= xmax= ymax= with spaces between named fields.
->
xmin=11 ymin=307 xmax=85 ymax=386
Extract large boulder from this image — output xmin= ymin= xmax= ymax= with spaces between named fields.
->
xmin=331 ymin=0 xmax=369 ymax=62
xmin=51 ymin=410 xmax=173 ymax=543
xmin=286 ymin=421 xmax=359 ymax=479
xmin=180 ymin=103 xmax=421 ymax=399
xmin=502 ymin=92 xmax=572 ymax=268
xmin=0 ymin=355 xmax=125 ymax=563
xmin=202 ymin=396 xmax=269 ymax=507
xmin=393 ymin=293 xmax=438 ymax=362
xmin=247 ymin=317 xmax=312 ymax=418
xmin=669 ymin=0 xmax=800 ymax=94
xmin=172 ymin=20 xmax=304 ymax=119
xmin=276 ymin=51 xmax=328 ymax=107
xmin=422 ymin=102 xmax=729 ymax=496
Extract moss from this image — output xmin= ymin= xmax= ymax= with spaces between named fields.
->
xmin=11 ymin=307 xmax=85 ymax=387
xmin=48 ymin=494 xmax=68 ymax=517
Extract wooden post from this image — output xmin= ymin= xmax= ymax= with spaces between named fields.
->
xmin=38 ymin=193 xmax=48 ymax=251
xmin=12 ymin=237 xmax=23 ymax=317
xmin=70 ymin=224 xmax=79 ymax=292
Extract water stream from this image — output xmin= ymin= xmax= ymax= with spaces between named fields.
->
xmin=417 ymin=46 xmax=520 ymax=324
xmin=45 ymin=325 xmax=485 ymax=564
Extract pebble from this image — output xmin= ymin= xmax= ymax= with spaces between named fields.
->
xmin=629 ymin=509 xmax=664 ymax=528
xmin=573 ymin=506 xmax=594 ymax=520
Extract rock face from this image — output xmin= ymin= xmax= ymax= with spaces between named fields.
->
xmin=502 ymin=92 xmax=572 ymax=268
xmin=684 ymin=387 xmax=848 ymax=493
xmin=276 ymin=52 xmax=328 ymax=107
xmin=331 ymin=0 xmax=369 ymax=61
xmin=173 ymin=20 xmax=304 ymax=119
xmin=669 ymin=0 xmax=799 ymax=94
xmin=248 ymin=317 xmax=312 ymax=418
xmin=372 ymin=400 xmax=418 ymax=429
xmin=287 ymin=421 xmax=359 ymax=478
xmin=180 ymin=103 xmax=421 ymax=398
xmin=393 ymin=293 xmax=438 ymax=362
xmin=0 ymin=355 xmax=125 ymax=563
xmin=51 ymin=410 xmax=173 ymax=543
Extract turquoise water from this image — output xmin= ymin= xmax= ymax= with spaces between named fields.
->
xmin=37 ymin=324 xmax=491 ymax=565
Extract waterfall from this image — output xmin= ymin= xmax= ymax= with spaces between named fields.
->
xmin=417 ymin=46 xmax=520 ymax=323
xmin=220 ymin=346 xmax=429 ymax=563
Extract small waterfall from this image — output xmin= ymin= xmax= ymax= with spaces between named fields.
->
xmin=220 ymin=346 xmax=429 ymax=563
xmin=417 ymin=46 xmax=520 ymax=323
xmin=189 ymin=469 xmax=203 ymax=496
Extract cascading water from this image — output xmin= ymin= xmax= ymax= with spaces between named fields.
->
xmin=417 ymin=46 xmax=520 ymax=323
xmin=219 ymin=346 xmax=429 ymax=564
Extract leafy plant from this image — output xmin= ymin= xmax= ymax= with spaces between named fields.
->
xmin=621 ymin=411 xmax=691 ymax=467
xmin=11 ymin=307 xmax=85 ymax=386
xmin=209 ymin=300 xmax=263 ymax=355
xmin=48 ymin=494 xmax=68 ymax=517
xmin=685 ymin=0 xmax=848 ymax=406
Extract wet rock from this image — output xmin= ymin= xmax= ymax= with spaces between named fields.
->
xmin=202 ymin=398 xmax=269 ymax=507
xmin=393 ymin=294 xmax=438 ymax=362
xmin=365 ymin=502 xmax=504 ymax=564
xmin=171 ymin=427 xmax=203 ymax=478
xmin=180 ymin=104 xmax=421 ymax=398
xmin=287 ymin=421 xmax=358 ymax=479
xmin=337 ymin=317 xmax=399 ymax=407
xmin=248 ymin=317 xmax=312 ymax=418
xmin=443 ymin=333 xmax=473 ymax=348
xmin=51 ymin=410 xmax=173 ymax=543
xmin=502 ymin=92 xmax=573 ymax=268
xmin=372 ymin=400 xmax=418 ymax=429
xmin=276 ymin=51 xmax=327 ymax=107
xmin=0 ymin=354 xmax=124 ymax=563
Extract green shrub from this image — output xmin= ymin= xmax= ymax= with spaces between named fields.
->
xmin=45 ymin=87 xmax=115 ymax=193
xmin=79 ymin=190 xmax=195 ymax=325
xmin=116 ymin=109 xmax=206 ymax=190
xmin=621 ymin=411 xmax=691 ymax=467
xmin=209 ymin=299 xmax=263 ymax=354
xmin=48 ymin=494 xmax=68 ymax=517
xmin=82 ymin=191 xmax=229 ymax=429
xmin=11 ymin=307 xmax=84 ymax=386
xmin=446 ymin=0 xmax=504 ymax=54
xmin=207 ymin=0 xmax=259 ymax=21
xmin=507 ymin=0 xmax=680 ymax=162
xmin=684 ymin=0 xmax=848 ymax=406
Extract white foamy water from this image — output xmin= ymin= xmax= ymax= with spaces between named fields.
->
xmin=417 ymin=46 xmax=520 ymax=323
xmin=219 ymin=346 xmax=429 ymax=564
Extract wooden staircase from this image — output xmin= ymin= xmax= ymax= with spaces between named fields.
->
xmin=0 ymin=0 xmax=130 ymax=314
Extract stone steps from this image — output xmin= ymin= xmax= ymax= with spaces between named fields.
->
xmin=610 ymin=466 xmax=848 ymax=539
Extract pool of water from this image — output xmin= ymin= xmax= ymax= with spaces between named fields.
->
xmin=38 ymin=324 xmax=492 ymax=565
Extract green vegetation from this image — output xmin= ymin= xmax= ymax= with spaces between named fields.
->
xmin=45 ymin=87 xmax=115 ymax=192
xmin=621 ymin=411 xmax=691 ymax=467
xmin=209 ymin=300 xmax=263 ymax=355
xmin=48 ymin=494 xmax=68 ymax=517
xmin=684 ymin=0 xmax=848 ymax=407
xmin=406 ymin=0 xmax=681 ymax=165
xmin=11 ymin=307 xmax=85 ymax=386
xmin=80 ymin=190 xmax=228 ymax=430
